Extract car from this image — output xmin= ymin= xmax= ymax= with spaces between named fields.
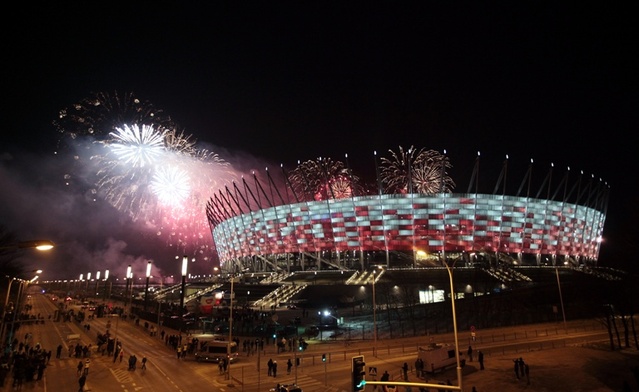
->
xmin=286 ymin=304 xmax=297 ymax=309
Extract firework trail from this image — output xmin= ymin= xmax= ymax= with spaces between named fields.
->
xmin=380 ymin=146 xmax=455 ymax=194
xmin=54 ymin=91 xmax=235 ymax=261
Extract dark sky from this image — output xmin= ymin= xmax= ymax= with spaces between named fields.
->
xmin=1 ymin=3 xmax=637 ymax=279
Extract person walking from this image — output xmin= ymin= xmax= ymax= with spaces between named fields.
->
xmin=287 ymin=358 xmax=292 ymax=375
xmin=478 ymin=351 xmax=484 ymax=370
xmin=272 ymin=360 xmax=278 ymax=377
xmin=78 ymin=374 xmax=86 ymax=392
xmin=402 ymin=362 xmax=408 ymax=380
xmin=56 ymin=344 xmax=62 ymax=359
xmin=267 ymin=358 xmax=273 ymax=376
xmin=83 ymin=359 xmax=90 ymax=375
xmin=467 ymin=345 xmax=473 ymax=362
xmin=77 ymin=360 xmax=83 ymax=376
xmin=141 ymin=356 xmax=147 ymax=370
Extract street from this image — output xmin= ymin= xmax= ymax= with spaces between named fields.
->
xmin=3 ymin=290 xmax=634 ymax=392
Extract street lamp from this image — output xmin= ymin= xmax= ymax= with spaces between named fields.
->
xmin=554 ymin=256 xmax=568 ymax=331
xmin=125 ymin=265 xmax=132 ymax=313
xmin=94 ymin=271 xmax=101 ymax=298
xmin=103 ymin=269 xmax=110 ymax=302
xmin=180 ymin=256 xmax=187 ymax=312
xmin=144 ymin=260 xmax=152 ymax=311
xmin=372 ymin=265 xmax=382 ymax=356
xmin=4 ymin=270 xmax=41 ymax=352
xmin=438 ymin=224 xmax=463 ymax=391
xmin=1 ymin=271 xmax=39 ymax=347
xmin=226 ymin=274 xmax=235 ymax=385
xmin=0 ymin=240 xmax=55 ymax=251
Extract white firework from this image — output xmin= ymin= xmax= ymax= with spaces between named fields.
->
xmin=151 ymin=165 xmax=191 ymax=206
xmin=109 ymin=124 xmax=166 ymax=167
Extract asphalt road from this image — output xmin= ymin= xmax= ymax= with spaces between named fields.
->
xmin=5 ymin=291 xmax=637 ymax=392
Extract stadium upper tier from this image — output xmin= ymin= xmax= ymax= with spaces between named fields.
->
xmin=210 ymin=192 xmax=605 ymax=268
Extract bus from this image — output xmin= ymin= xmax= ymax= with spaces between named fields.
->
xmin=192 ymin=334 xmax=239 ymax=363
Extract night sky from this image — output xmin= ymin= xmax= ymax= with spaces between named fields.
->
xmin=1 ymin=3 xmax=637 ymax=279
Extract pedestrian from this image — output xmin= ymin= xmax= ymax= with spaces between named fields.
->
xmin=37 ymin=362 xmax=46 ymax=380
xmin=478 ymin=351 xmax=484 ymax=370
xmin=267 ymin=358 xmax=273 ymax=376
xmin=513 ymin=358 xmax=520 ymax=379
xmin=272 ymin=360 xmax=278 ymax=377
xmin=84 ymin=359 xmax=90 ymax=375
xmin=467 ymin=345 xmax=473 ymax=362
xmin=56 ymin=344 xmax=62 ymax=359
xmin=77 ymin=360 xmax=83 ymax=375
xmin=78 ymin=374 xmax=86 ymax=392
xmin=518 ymin=357 xmax=525 ymax=379
xmin=119 ymin=350 xmax=124 ymax=363
xmin=141 ymin=356 xmax=147 ymax=370
xmin=471 ymin=387 xmax=477 ymax=392
xmin=287 ymin=358 xmax=292 ymax=375
xmin=402 ymin=362 xmax=408 ymax=380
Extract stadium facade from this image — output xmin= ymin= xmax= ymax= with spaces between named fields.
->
xmin=206 ymin=154 xmax=608 ymax=274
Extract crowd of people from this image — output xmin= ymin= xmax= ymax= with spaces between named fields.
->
xmin=0 ymin=337 xmax=52 ymax=388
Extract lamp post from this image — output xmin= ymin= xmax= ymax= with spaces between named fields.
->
xmin=372 ymin=268 xmax=377 ymax=355
xmin=125 ymin=265 xmax=132 ymax=313
xmin=94 ymin=271 xmax=100 ymax=298
xmin=144 ymin=261 xmax=152 ymax=311
xmin=1 ymin=277 xmax=25 ymax=347
xmin=180 ymin=256 xmax=187 ymax=313
xmin=0 ymin=240 xmax=55 ymax=251
xmin=5 ymin=271 xmax=40 ymax=352
xmin=371 ymin=265 xmax=382 ymax=356
xmin=226 ymin=274 xmax=235 ymax=385
xmin=0 ymin=239 xmax=53 ymax=343
xmin=554 ymin=257 xmax=568 ymax=332
xmin=440 ymin=224 xmax=463 ymax=391
xmin=86 ymin=272 xmax=91 ymax=293
xmin=103 ymin=270 xmax=110 ymax=302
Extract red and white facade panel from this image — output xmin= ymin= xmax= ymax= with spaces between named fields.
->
xmin=212 ymin=193 xmax=605 ymax=263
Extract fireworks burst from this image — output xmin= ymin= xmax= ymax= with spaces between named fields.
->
xmin=380 ymin=146 xmax=455 ymax=194
xmin=54 ymin=91 xmax=236 ymax=261
xmin=110 ymin=124 xmax=166 ymax=167
xmin=287 ymin=157 xmax=361 ymax=201
xmin=151 ymin=165 xmax=191 ymax=206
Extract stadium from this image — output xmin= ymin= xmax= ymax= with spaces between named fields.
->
xmin=200 ymin=149 xmax=618 ymax=325
xmin=206 ymin=149 xmax=608 ymax=275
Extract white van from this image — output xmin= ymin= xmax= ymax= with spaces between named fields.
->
xmin=193 ymin=335 xmax=238 ymax=363
xmin=417 ymin=343 xmax=466 ymax=374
